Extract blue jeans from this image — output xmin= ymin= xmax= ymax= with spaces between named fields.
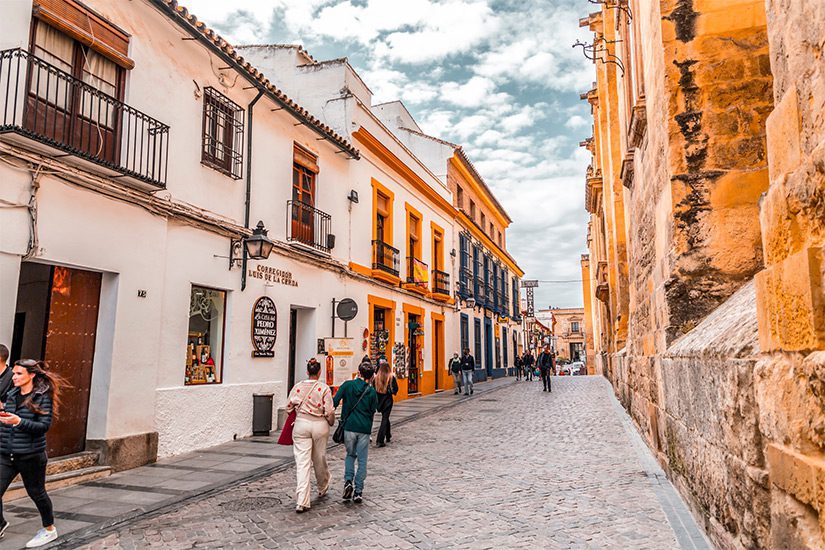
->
xmin=461 ymin=370 xmax=474 ymax=394
xmin=344 ymin=431 xmax=370 ymax=493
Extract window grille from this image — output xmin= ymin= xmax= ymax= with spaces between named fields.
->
xmin=202 ymin=87 xmax=244 ymax=179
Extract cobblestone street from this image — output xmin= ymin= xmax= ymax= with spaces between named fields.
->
xmin=72 ymin=377 xmax=707 ymax=549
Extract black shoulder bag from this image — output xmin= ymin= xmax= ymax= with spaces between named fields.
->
xmin=333 ymin=385 xmax=370 ymax=444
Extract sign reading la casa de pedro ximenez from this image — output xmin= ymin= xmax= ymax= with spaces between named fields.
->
xmin=251 ymin=296 xmax=277 ymax=357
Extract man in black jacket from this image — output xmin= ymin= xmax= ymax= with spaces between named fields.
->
xmin=460 ymin=348 xmax=475 ymax=396
xmin=0 ymin=345 xmax=11 ymax=405
xmin=537 ymin=346 xmax=554 ymax=392
xmin=522 ymin=352 xmax=535 ymax=381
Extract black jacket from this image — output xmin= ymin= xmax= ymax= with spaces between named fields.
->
xmin=0 ymin=385 xmax=53 ymax=456
xmin=538 ymin=352 xmax=554 ymax=371
xmin=460 ymin=354 xmax=475 ymax=371
xmin=523 ymin=354 xmax=535 ymax=367
xmin=448 ymin=357 xmax=462 ymax=373
xmin=0 ymin=367 xmax=12 ymax=404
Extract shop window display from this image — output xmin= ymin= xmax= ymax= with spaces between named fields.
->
xmin=185 ymin=285 xmax=226 ymax=385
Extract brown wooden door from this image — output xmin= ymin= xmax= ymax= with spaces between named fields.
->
xmin=43 ymin=266 xmax=101 ymax=457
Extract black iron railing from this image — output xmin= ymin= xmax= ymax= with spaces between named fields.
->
xmin=406 ymin=257 xmax=429 ymax=290
xmin=432 ymin=269 xmax=450 ymax=296
xmin=0 ymin=48 xmax=169 ymax=187
xmin=287 ymin=200 xmax=332 ymax=252
xmin=372 ymin=240 xmax=400 ymax=277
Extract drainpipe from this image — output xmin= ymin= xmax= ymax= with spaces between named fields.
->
xmin=241 ymin=89 xmax=265 ymax=291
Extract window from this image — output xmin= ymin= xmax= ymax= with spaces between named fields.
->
xmin=460 ymin=313 xmax=469 ymax=353
xmin=571 ymin=321 xmax=580 ymax=333
xmin=480 ymin=212 xmax=486 ymax=230
xmin=202 ymin=87 xmax=244 ymax=179
xmin=408 ymin=214 xmax=421 ymax=259
xmin=290 ymin=146 xmax=319 ymax=247
xmin=456 ymin=186 xmax=464 ymax=209
xmin=432 ymin=225 xmax=444 ymax=271
xmin=470 ymin=201 xmax=476 ymax=220
xmin=376 ymin=192 xmax=391 ymax=243
xmin=490 ymin=223 xmax=495 ymax=238
xmin=459 ymin=233 xmax=470 ymax=298
xmin=474 ymin=318 xmax=482 ymax=367
xmin=186 ymin=285 xmax=227 ymax=385
xmin=27 ymin=20 xmax=125 ymax=161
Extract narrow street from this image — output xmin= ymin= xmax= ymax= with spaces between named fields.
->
xmin=60 ymin=378 xmax=709 ymax=549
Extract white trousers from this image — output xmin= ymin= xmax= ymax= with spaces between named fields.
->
xmin=292 ymin=415 xmax=331 ymax=507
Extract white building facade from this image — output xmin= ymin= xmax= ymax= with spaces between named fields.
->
xmin=0 ymin=0 xmax=521 ymax=470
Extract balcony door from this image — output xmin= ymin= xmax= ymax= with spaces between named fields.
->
xmin=25 ymin=20 xmax=123 ymax=163
xmin=291 ymin=161 xmax=316 ymax=245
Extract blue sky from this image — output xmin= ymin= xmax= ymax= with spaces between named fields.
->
xmin=183 ymin=0 xmax=595 ymax=308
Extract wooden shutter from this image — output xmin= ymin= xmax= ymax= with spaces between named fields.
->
xmin=293 ymin=144 xmax=319 ymax=173
xmin=33 ymin=0 xmax=134 ymax=69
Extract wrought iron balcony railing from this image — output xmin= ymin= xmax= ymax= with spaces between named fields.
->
xmin=287 ymin=200 xmax=333 ymax=253
xmin=0 ymin=48 xmax=169 ymax=187
xmin=372 ymin=240 xmax=400 ymax=277
xmin=432 ymin=269 xmax=450 ymax=296
xmin=406 ymin=257 xmax=429 ymax=290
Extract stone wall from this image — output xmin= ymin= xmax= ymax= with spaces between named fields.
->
xmin=755 ymin=1 xmax=825 ymax=546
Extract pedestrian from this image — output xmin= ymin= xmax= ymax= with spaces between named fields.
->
xmin=514 ymin=353 xmax=523 ymax=381
xmin=372 ymin=359 xmax=398 ymax=447
xmin=286 ymin=358 xmax=336 ymax=513
xmin=460 ymin=348 xmax=475 ymax=396
xmin=333 ymin=359 xmax=378 ymax=503
xmin=0 ymin=359 xmax=64 ymax=547
xmin=522 ymin=352 xmax=535 ymax=381
xmin=448 ymin=352 xmax=462 ymax=394
xmin=0 ymin=345 xmax=12 ymax=403
xmin=538 ymin=346 xmax=554 ymax=392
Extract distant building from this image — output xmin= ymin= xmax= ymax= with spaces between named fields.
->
xmin=537 ymin=307 xmax=586 ymax=362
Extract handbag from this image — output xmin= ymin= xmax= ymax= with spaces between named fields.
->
xmin=332 ymin=384 xmax=370 ymax=444
xmin=278 ymin=381 xmax=318 ymax=446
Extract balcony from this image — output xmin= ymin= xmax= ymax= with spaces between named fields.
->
xmin=287 ymin=200 xmax=333 ymax=253
xmin=372 ymin=240 xmax=400 ymax=282
xmin=431 ymin=269 xmax=450 ymax=301
xmin=0 ymin=48 xmax=169 ymax=188
xmin=404 ymin=257 xmax=429 ymax=296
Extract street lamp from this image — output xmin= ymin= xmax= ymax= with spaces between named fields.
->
xmin=229 ymin=220 xmax=275 ymax=268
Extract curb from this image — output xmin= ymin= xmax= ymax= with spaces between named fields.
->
xmin=52 ymin=378 xmax=515 ymax=549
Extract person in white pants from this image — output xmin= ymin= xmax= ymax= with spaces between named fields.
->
xmin=286 ymin=359 xmax=336 ymax=513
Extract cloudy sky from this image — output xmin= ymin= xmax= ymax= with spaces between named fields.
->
xmin=183 ymin=0 xmax=594 ymax=308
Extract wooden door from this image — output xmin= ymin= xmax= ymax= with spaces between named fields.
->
xmin=291 ymin=164 xmax=316 ymax=245
xmin=43 ymin=266 xmax=101 ymax=457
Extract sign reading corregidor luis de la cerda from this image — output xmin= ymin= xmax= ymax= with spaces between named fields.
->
xmin=248 ymin=265 xmax=299 ymax=287
xmin=252 ymin=296 xmax=277 ymax=357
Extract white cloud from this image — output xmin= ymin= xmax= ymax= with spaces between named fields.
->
xmin=565 ymin=115 xmax=588 ymax=129
xmin=440 ymin=76 xmax=509 ymax=108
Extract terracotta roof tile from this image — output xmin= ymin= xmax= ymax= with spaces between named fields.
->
xmin=154 ymin=0 xmax=359 ymax=159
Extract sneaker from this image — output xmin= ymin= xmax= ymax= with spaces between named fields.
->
xmin=295 ymin=505 xmax=309 ymax=513
xmin=0 ymin=520 xmax=9 ymax=538
xmin=353 ymin=492 xmax=363 ymax=503
xmin=343 ymin=480 xmax=354 ymax=501
xmin=377 ymin=442 xmax=386 ymax=448
xmin=470 ymin=389 xmax=474 ymax=395
xmin=26 ymin=527 xmax=57 ymax=548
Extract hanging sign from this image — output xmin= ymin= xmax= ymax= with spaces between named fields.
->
xmin=336 ymin=298 xmax=359 ymax=321
xmin=251 ymin=296 xmax=277 ymax=357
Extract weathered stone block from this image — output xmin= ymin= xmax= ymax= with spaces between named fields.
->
xmin=696 ymin=2 xmax=767 ymax=36
xmin=755 ymin=247 xmax=825 ymax=352
xmin=766 ymin=85 xmax=802 ymax=182
xmin=766 ymin=444 xmax=825 ymax=541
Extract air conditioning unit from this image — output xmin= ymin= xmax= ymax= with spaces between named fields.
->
xmin=326 ymin=234 xmax=336 ymax=250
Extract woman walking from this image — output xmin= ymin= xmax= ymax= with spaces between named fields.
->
xmin=373 ymin=359 xmax=398 ymax=447
xmin=0 ymin=359 xmax=63 ymax=548
xmin=286 ymin=358 xmax=335 ymax=513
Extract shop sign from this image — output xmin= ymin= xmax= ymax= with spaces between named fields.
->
xmin=251 ymin=296 xmax=277 ymax=357
xmin=248 ymin=265 xmax=299 ymax=287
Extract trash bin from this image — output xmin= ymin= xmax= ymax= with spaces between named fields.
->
xmin=252 ymin=393 xmax=273 ymax=436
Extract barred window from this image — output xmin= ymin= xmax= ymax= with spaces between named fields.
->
xmin=202 ymin=87 xmax=244 ymax=179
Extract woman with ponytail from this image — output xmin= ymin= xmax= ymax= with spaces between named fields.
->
xmin=0 ymin=359 xmax=64 ymax=548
